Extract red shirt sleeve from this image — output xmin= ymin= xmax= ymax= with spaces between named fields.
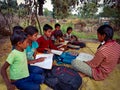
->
xmin=37 ymin=37 xmax=46 ymax=53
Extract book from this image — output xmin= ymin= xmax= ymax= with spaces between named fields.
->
xmin=31 ymin=54 xmax=54 ymax=69
xmin=57 ymin=41 xmax=69 ymax=48
xmin=76 ymin=53 xmax=94 ymax=61
xmin=51 ymin=49 xmax=63 ymax=55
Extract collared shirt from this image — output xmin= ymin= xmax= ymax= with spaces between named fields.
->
xmin=37 ymin=35 xmax=58 ymax=53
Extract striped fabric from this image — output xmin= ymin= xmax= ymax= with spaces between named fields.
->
xmin=86 ymin=40 xmax=120 ymax=80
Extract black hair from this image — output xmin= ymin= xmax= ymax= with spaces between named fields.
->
xmin=10 ymin=31 xmax=27 ymax=46
xmin=55 ymin=23 xmax=61 ymax=28
xmin=54 ymin=30 xmax=63 ymax=38
xmin=13 ymin=26 xmax=23 ymax=33
xmin=97 ymin=25 xmax=114 ymax=41
xmin=24 ymin=26 xmax=38 ymax=36
xmin=67 ymin=27 xmax=72 ymax=33
xmin=43 ymin=24 xmax=53 ymax=31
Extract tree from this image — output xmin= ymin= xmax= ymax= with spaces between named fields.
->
xmin=98 ymin=0 xmax=120 ymax=31
xmin=38 ymin=0 xmax=45 ymax=16
xmin=43 ymin=8 xmax=53 ymax=17
xmin=51 ymin=0 xmax=78 ymax=19
xmin=0 ymin=0 xmax=18 ymax=33
xmin=79 ymin=2 xmax=98 ymax=18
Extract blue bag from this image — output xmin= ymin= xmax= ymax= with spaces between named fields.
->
xmin=60 ymin=52 xmax=77 ymax=64
xmin=53 ymin=52 xmax=77 ymax=64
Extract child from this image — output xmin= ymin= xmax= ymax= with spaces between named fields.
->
xmin=53 ymin=30 xmax=64 ymax=46
xmin=51 ymin=23 xmax=63 ymax=43
xmin=24 ymin=26 xmax=45 ymax=74
xmin=12 ymin=25 xmax=23 ymax=33
xmin=72 ymin=25 xmax=120 ymax=80
xmin=37 ymin=24 xmax=58 ymax=53
xmin=1 ymin=31 xmax=44 ymax=90
xmin=12 ymin=26 xmax=23 ymax=50
xmin=67 ymin=35 xmax=86 ymax=49
xmin=64 ymin=27 xmax=73 ymax=41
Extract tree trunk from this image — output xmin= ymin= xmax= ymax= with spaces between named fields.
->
xmin=38 ymin=3 xmax=43 ymax=16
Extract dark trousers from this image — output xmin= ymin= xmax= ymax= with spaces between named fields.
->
xmin=13 ymin=65 xmax=45 ymax=90
xmin=13 ymin=74 xmax=44 ymax=90
xmin=28 ymin=65 xmax=44 ymax=74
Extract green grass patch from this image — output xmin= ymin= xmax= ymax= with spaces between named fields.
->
xmin=113 ymin=32 xmax=120 ymax=39
xmin=72 ymin=31 xmax=97 ymax=39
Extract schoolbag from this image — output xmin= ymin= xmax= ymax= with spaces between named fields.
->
xmin=44 ymin=66 xmax=82 ymax=90
xmin=53 ymin=52 xmax=77 ymax=64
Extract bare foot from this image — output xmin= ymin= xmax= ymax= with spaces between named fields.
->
xmin=78 ymin=72 xmax=86 ymax=77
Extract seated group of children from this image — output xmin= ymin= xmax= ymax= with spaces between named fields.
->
xmin=1 ymin=24 xmax=120 ymax=90
xmin=0 ymin=23 xmax=83 ymax=90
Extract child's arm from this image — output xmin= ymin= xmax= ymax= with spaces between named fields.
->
xmin=33 ymin=49 xmax=38 ymax=58
xmin=28 ymin=49 xmax=45 ymax=64
xmin=1 ymin=62 xmax=16 ymax=90
xmin=28 ymin=57 xmax=45 ymax=64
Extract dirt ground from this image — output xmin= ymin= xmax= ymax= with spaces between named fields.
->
xmin=0 ymin=36 xmax=11 ymax=65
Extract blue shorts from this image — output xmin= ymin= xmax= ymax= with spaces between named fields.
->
xmin=13 ymin=73 xmax=44 ymax=90
xmin=28 ymin=65 xmax=44 ymax=74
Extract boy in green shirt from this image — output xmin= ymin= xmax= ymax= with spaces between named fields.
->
xmin=1 ymin=30 xmax=44 ymax=90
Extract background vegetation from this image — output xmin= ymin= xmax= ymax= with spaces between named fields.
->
xmin=0 ymin=0 xmax=120 ymax=40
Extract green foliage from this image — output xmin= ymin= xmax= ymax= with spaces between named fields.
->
xmin=99 ymin=6 xmax=120 ymax=31
xmin=78 ymin=2 xmax=98 ymax=18
xmin=99 ymin=6 xmax=118 ymax=18
xmin=17 ymin=3 xmax=27 ymax=17
xmin=51 ymin=0 xmax=78 ymax=19
xmin=43 ymin=8 xmax=53 ymax=17
xmin=0 ymin=0 xmax=18 ymax=9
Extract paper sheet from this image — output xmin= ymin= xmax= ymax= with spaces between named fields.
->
xmin=76 ymin=53 xmax=94 ymax=61
xmin=31 ymin=54 xmax=53 ymax=69
xmin=51 ymin=49 xmax=63 ymax=55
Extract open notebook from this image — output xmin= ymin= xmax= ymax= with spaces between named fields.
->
xmin=51 ymin=49 xmax=63 ymax=55
xmin=31 ymin=54 xmax=53 ymax=69
xmin=76 ymin=53 xmax=94 ymax=61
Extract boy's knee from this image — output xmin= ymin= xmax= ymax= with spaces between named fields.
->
xmin=32 ymin=74 xmax=45 ymax=84
xmin=71 ymin=59 xmax=77 ymax=66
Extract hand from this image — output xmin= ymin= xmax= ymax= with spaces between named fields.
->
xmin=7 ymin=84 xmax=16 ymax=90
xmin=70 ymin=51 xmax=78 ymax=56
xmin=37 ymin=57 xmax=46 ymax=62
xmin=58 ymin=48 xmax=64 ymax=51
xmin=45 ymin=48 xmax=51 ymax=53
xmin=78 ymin=72 xmax=86 ymax=77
